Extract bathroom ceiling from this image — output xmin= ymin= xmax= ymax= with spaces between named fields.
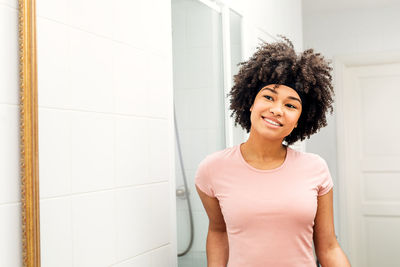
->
xmin=302 ymin=0 xmax=400 ymax=14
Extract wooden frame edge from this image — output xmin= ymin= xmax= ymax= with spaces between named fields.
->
xmin=18 ymin=0 xmax=41 ymax=266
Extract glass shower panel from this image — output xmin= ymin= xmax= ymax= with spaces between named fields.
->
xmin=230 ymin=9 xmax=242 ymax=80
xmin=229 ymin=9 xmax=245 ymax=146
xmin=172 ymin=0 xmax=225 ymax=267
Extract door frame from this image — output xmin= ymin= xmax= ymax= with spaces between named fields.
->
xmin=333 ymin=50 xmax=400 ymax=264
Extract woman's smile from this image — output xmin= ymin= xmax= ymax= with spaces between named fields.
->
xmin=262 ymin=116 xmax=283 ymax=128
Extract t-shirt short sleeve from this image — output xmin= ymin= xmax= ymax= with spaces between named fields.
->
xmin=318 ymin=157 xmax=334 ymax=196
xmin=194 ymin=157 xmax=215 ymax=198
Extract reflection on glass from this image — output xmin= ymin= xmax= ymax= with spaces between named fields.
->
xmin=172 ymin=0 xmax=224 ymax=266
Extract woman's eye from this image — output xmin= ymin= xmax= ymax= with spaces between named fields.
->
xmin=286 ymin=104 xmax=296 ymax=109
xmin=264 ymin=95 xmax=273 ymax=100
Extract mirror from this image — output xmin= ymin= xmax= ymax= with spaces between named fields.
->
xmin=15 ymin=0 xmax=400 ymax=266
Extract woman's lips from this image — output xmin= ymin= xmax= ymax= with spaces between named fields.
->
xmin=262 ymin=116 xmax=283 ymax=128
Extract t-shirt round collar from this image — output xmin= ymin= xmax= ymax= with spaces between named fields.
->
xmin=237 ymin=143 xmax=292 ymax=173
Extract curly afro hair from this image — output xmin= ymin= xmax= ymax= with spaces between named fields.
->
xmin=228 ymin=35 xmax=334 ymax=145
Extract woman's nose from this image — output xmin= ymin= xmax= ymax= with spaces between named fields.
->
xmin=269 ymin=104 xmax=283 ymax=116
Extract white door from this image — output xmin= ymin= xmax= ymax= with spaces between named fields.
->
xmin=340 ymin=62 xmax=400 ymax=267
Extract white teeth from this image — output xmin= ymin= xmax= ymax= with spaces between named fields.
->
xmin=263 ymin=118 xmax=281 ymax=126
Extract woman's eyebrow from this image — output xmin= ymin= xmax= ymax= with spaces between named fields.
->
xmin=261 ymin=87 xmax=302 ymax=104
xmin=261 ymin=87 xmax=278 ymax=94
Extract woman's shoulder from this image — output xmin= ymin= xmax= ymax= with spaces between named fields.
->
xmin=289 ymin=147 xmax=328 ymax=167
xmin=198 ymin=145 xmax=238 ymax=169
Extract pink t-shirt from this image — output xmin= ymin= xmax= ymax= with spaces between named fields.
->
xmin=195 ymin=144 xmax=334 ymax=267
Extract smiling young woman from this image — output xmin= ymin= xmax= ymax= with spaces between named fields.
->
xmin=195 ymin=35 xmax=351 ymax=267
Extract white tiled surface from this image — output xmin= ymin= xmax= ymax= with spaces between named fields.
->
xmin=115 ymin=116 xmax=149 ymax=186
xmin=0 ymin=3 xmax=21 ymax=267
xmin=147 ymin=119 xmax=171 ymax=182
xmin=0 ymin=5 xmax=18 ymax=105
xmin=37 ymin=18 xmax=70 ymax=109
xmin=113 ymin=43 xmax=148 ymax=116
xmin=0 ymin=0 xmax=17 ymax=8
xmin=36 ymin=0 xmax=68 ymax=23
xmin=113 ymin=0 xmax=146 ymax=49
xmin=72 ymin=191 xmax=116 ymax=267
xmin=112 ymin=245 xmax=172 ymax=267
xmin=70 ymin=112 xmax=115 ymax=193
xmin=69 ymin=0 xmax=113 ymax=38
xmin=0 ymin=105 xmax=20 ymax=203
xmin=115 ymin=187 xmax=151 ymax=261
xmin=69 ymin=29 xmax=114 ymax=113
xmin=0 ymin=203 xmax=22 ymax=267
xmin=39 ymin=108 xmax=72 ymax=198
xmin=40 ymin=198 xmax=73 ymax=267
xmin=35 ymin=0 xmax=176 ymax=265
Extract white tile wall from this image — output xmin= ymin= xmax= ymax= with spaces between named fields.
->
xmin=113 ymin=0 xmax=146 ymax=49
xmin=147 ymin=119 xmax=171 ymax=181
xmin=0 ymin=105 xmax=20 ymax=203
xmin=145 ymin=53 xmax=172 ymax=119
xmin=0 ymin=3 xmax=21 ymax=266
xmin=0 ymin=203 xmax=22 ymax=267
xmin=69 ymin=0 xmax=113 ymax=38
xmin=150 ymin=245 xmax=174 ymax=267
xmin=115 ymin=186 xmax=151 ymax=261
xmin=72 ymin=191 xmax=116 ymax=267
xmin=115 ymin=183 xmax=170 ymax=261
xmin=0 ymin=0 xmax=17 ymax=9
xmin=37 ymin=18 xmax=70 ymax=109
xmin=113 ymin=43 xmax=148 ymax=116
xmin=69 ymin=29 xmax=114 ymax=113
xmin=36 ymin=0 xmax=68 ymax=23
xmin=0 ymin=5 xmax=18 ymax=105
xmin=115 ymin=116 xmax=149 ymax=186
xmin=143 ymin=0 xmax=173 ymax=56
xmin=112 ymin=245 xmax=172 ymax=267
xmin=40 ymin=198 xmax=73 ymax=267
xmin=34 ymin=0 xmax=176 ymax=266
xmin=113 ymin=253 xmax=152 ymax=267
xmin=70 ymin=112 xmax=115 ymax=193
xmin=39 ymin=108 xmax=72 ymax=198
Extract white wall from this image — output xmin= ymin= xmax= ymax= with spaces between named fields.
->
xmin=226 ymin=0 xmax=303 ymax=56
xmin=303 ymin=3 xmax=400 ymax=241
xmin=0 ymin=0 xmax=22 ymax=266
xmin=36 ymin=0 xmax=176 ymax=266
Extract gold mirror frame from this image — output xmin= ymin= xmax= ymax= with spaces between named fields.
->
xmin=19 ymin=0 xmax=40 ymax=266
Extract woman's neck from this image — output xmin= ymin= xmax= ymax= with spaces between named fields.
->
xmin=241 ymin=131 xmax=287 ymax=162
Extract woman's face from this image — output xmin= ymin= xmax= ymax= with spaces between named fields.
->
xmin=249 ymin=84 xmax=303 ymax=141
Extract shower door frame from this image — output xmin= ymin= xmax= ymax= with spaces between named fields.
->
xmin=197 ymin=0 xmax=245 ymax=148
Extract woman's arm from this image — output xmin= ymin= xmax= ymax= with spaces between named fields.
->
xmin=313 ymin=189 xmax=351 ymax=266
xmin=196 ymin=185 xmax=229 ymax=267
xmin=206 ymin=229 xmax=229 ymax=267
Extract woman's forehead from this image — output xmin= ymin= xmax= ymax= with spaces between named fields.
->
xmin=259 ymin=84 xmax=299 ymax=96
